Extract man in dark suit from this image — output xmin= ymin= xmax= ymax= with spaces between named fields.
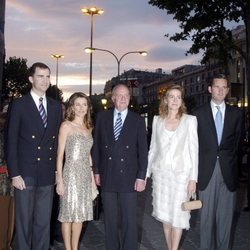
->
xmin=92 ymin=84 xmax=148 ymax=250
xmin=193 ymin=74 xmax=243 ymax=250
xmin=7 ymin=62 xmax=62 ymax=250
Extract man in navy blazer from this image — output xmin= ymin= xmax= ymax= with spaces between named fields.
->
xmin=193 ymin=74 xmax=243 ymax=250
xmin=7 ymin=62 xmax=62 ymax=250
xmin=92 ymin=84 xmax=148 ymax=250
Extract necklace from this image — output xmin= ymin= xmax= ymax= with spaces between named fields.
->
xmin=71 ymin=121 xmax=84 ymax=127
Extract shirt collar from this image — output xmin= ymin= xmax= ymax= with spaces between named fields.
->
xmin=210 ymin=100 xmax=225 ymax=110
xmin=114 ymin=108 xmax=128 ymax=117
xmin=30 ymin=90 xmax=46 ymax=102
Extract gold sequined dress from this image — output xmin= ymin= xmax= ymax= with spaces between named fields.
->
xmin=58 ymin=133 xmax=93 ymax=222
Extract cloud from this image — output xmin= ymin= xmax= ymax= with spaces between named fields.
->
xmin=5 ymin=0 xmax=203 ymax=97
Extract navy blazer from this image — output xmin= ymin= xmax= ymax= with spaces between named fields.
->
xmin=92 ymin=109 xmax=148 ymax=192
xmin=7 ymin=93 xmax=62 ymax=186
xmin=193 ymin=103 xmax=243 ymax=191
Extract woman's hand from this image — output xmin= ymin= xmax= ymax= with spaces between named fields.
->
xmin=56 ymin=179 xmax=64 ymax=196
xmin=187 ymin=180 xmax=196 ymax=196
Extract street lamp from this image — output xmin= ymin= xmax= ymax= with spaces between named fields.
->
xmin=101 ymin=98 xmax=107 ymax=110
xmin=81 ymin=7 xmax=104 ymax=97
xmin=51 ymin=54 xmax=64 ymax=100
xmin=84 ymin=47 xmax=147 ymax=79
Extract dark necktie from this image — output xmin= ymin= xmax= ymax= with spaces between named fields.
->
xmin=39 ymin=97 xmax=47 ymax=128
xmin=114 ymin=112 xmax=122 ymax=141
xmin=215 ymin=106 xmax=222 ymax=144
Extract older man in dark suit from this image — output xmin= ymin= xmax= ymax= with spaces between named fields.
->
xmin=92 ymin=84 xmax=148 ymax=250
xmin=7 ymin=62 xmax=62 ymax=250
xmin=193 ymin=74 xmax=243 ymax=250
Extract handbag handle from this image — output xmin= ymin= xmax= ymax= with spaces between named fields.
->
xmin=189 ymin=192 xmax=197 ymax=200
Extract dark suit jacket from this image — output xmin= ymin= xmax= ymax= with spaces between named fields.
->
xmin=92 ymin=109 xmax=148 ymax=192
xmin=193 ymin=103 xmax=243 ymax=192
xmin=7 ymin=93 xmax=62 ymax=186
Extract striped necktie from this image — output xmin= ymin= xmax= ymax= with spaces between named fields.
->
xmin=215 ymin=106 xmax=222 ymax=144
xmin=39 ymin=97 xmax=47 ymax=128
xmin=114 ymin=112 xmax=122 ymax=141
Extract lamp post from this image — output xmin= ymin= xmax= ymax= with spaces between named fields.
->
xmin=51 ymin=54 xmax=64 ymax=100
xmin=81 ymin=7 xmax=104 ymax=97
xmin=84 ymin=47 xmax=147 ymax=80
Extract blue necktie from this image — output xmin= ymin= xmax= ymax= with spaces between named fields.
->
xmin=114 ymin=113 xmax=122 ymax=141
xmin=215 ymin=106 xmax=222 ymax=144
xmin=39 ymin=97 xmax=47 ymax=128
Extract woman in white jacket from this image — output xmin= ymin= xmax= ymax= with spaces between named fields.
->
xmin=147 ymin=84 xmax=198 ymax=250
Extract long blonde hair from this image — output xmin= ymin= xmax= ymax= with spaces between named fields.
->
xmin=65 ymin=92 xmax=93 ymax=129
xmin=159 ymin=84 xmax=186 ymax=118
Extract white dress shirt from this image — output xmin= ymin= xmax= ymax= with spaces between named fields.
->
xmin=210 ymin=100 xmax=225 ymax=127
xmin=30 ymin=90 xmax=47 ymax=114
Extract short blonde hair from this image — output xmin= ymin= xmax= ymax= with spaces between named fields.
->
xmin=159 ymin=84 xmax=186 ymax=118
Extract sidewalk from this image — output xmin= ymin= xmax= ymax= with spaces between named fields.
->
xmin=53 ymin=179 xmax=250 ymax=249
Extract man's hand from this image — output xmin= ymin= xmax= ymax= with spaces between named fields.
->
xmin=12 ymin=176 xmax=26 ymax=190
xmin=94 ymin=174 xmax=101 ymax=186
xmin=134 ymin=179 xmax=146 ymax=192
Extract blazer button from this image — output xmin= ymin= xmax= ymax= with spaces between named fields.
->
xmin=109 ymin=157 xmax=112 ymax=160
xmin=32 ymin=135 xmax=35 ymax=139
xmin=126 ymin=145 xmax=129 ymax=149
xmin=105 ymin=145 xmax=108 ymax=148
xmin=49 ymin=147 xmax=52 ymax=150
xmin=38 ymin=146 xmax=41 ymax=150
xmin=121 ymin=158 xmax=124 ymax=162
xmin=52 ymin=136 xmax=55 ymax=139
xmin=120 ymin=170 xmax=123 ymax=173
xmin=49 ymin=157 xmax=52 ymax=161
xmin=37 ymin=158 xmax=40 ymax=161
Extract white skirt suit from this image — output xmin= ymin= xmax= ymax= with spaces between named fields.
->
xmin=147 ymin=114 xmax=198 ymax=229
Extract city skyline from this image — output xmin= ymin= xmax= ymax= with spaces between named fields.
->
xmin=5 ymin=0 xmax=204 ymax=100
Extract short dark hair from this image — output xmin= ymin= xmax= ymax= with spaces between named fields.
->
xmin=29 ymin=62 xmax=50 ymax=77
xmin=210 ymin=74 xmax=228 ymax=87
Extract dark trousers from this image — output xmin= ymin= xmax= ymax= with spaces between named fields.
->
xmin=199 ymin=160 xmax=236 ymax=250
xmin=13 ymin=185 xmax=54 ymax=250
xmin=102 ymin=191 xmax=138 ymax=250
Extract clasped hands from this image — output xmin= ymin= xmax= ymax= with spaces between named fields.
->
xmin=94 ymin=174 xmax=146 ymax=192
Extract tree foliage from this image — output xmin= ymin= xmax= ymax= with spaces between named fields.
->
xmin=149 ymin=0 xmax=246 ymax=59
xmin=2 ymin=56 xmax=64 ymax=102
xmin=2 ymin=57 xmax=30 ymax=99
xmin=46 ymin=84 xmax=63 ymax=102
xmin=149 ymin=0 xmax=250 ymax=106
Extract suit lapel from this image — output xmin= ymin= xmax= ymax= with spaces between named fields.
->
xmin=118 ymin=111 xmax=131 ymax=141
xmin=205 ymin=104 xmax=218 ymax=142
xmin=110 ymin=109 xmax=131 ymax=143
xmin=41 ymin=97 xmax=54 ymax=143
xmin=27 ymin=94 xmax=45 ymax=133
xmin=220 ymin=105 xmax=230 ymax=144
xmin=106 ymin=110 xmax=115 ymax=142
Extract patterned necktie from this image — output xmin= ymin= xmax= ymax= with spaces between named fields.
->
xmin=215 ymin=106 xmax=222 ymax=144
xmin=114 ymin=112 xmax=122 ymax=141
xmin=39 ymin=97 xmax=47 ymax=128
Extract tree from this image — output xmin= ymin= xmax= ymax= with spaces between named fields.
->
xmin=148 ymin=0 xmax=250 ymax=109
xmin=2 ymin=57 xmax=64 ymax=102
xmin=2 ymin=57 xmax=30 ymax=100
xmin=46 ymin=84 xmax=63 ymax=102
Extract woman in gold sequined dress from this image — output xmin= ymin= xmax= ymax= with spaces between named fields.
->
xmin=56 ymin=92 xmax=95 ymax=250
